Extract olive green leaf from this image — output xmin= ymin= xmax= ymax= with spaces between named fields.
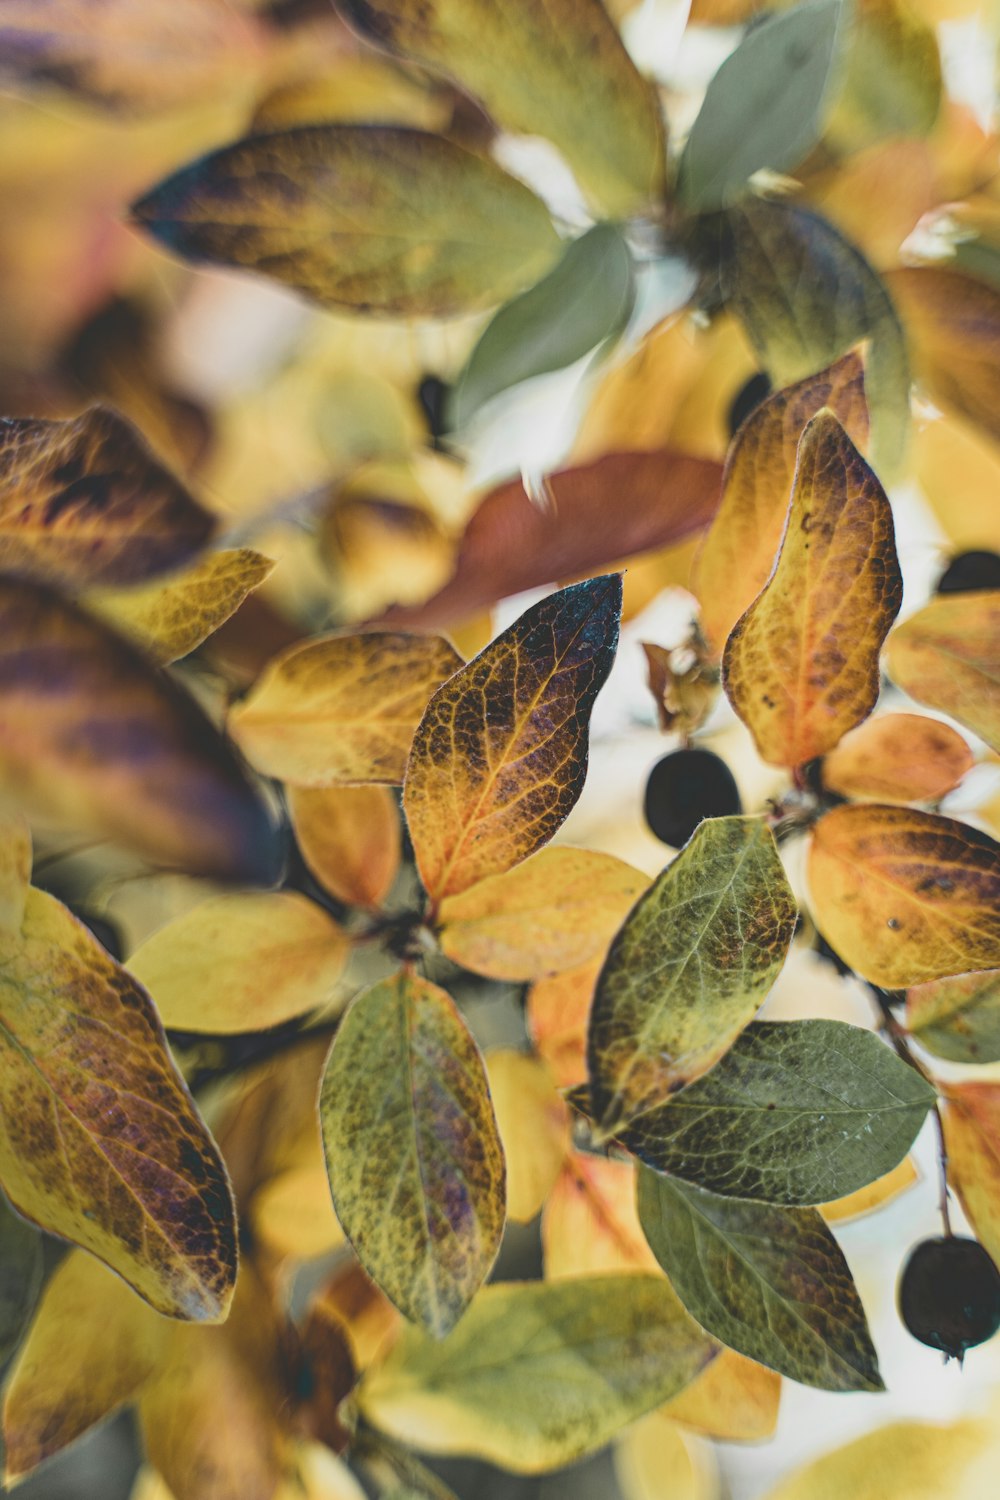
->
xmin=678 ymin=0 xmax=845 ymax=212
xmin=906 ymin=970 xmax=1000 ymax=1064
xmin=320 ymin=971 xmax=505 ymax=1337
xmin=825 ymin=0 xmax=942 ymax=155
xmin=637 ymin=1171 xmax=884 ymax=1392
xmin=0 ymin=1193 xmax=41 ymax=1365
xmin=587 ymin=817 xmax=797 ymax=1139
xmin=357 ymin=1274 xmax=717 ymax=1473
xmin=132 ymin=125 xmax=561 ymax=318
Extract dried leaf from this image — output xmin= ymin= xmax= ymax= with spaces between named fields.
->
xmin=664 ymin=1350 xmax=781 ymax=1443
xmin=885 ymin=592 xmax=1000 ymax=753
xmin=289 ymin=784 xmax=401 ymax=910
xmin=887 ymin=266 xmax=1000 ymax=446
xmin=823 ymin=713 xmax=973 ymax=803
xmin=541 ymin=1154 xmax=656 ymax=1278
xmin=485 ymin=1051 xmax=569 ymax=1223
xmin=0 ymin=1194 xmax=41 ymax=1366
xmin=907 ymin=969 xmax=1000 ymax=1063
xmin=941 ymin=1082 xmax=1000 ymax=1266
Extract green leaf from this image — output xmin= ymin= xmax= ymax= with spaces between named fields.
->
xmin=678 ymin=0 xmax=845 ymax=212
xmin=320 ymin=971 xmax=505 ymax=1337
xmin=450 ymin=223 xmax=635 ymax=430
xmin=357 ymin=1274 xmax=717 ymax=1474
xmin=609 ymin=1020 xmax=935 ymax=1204
xmin=586 ymin=817 xmax=797 ymax=1139
xmin=906 ymin=970 xmax=1000 ymax=1064
xmin=0 ymin=1194 xmax=41 ymax=1365
xmin=637 ymin=1171 xmax=884 ymax=1392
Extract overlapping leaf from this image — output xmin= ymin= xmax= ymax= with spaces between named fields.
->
xmin=885 ymin=592 xmax=1000 ymax=753
xmin=485 ymin=1051 xmax=569 ymax=1223
xmin=907 ymin=969 xmax=1000 ymax=1063
xmin=664 ymin=1351 xmax=781 ymax=1443
xmin=824 ymin=0 xmax=941 ymax=154
xmin=587 ymin=817 xmax=796 ymax=1138
xmin=723 ymin=411 xmax=902 ymax=767
xmin=808 ymin=804 xmax=1000 ymax=985
xmin=541 ymin=1155 xmax=656 ymax=1279
xmin=289 ymin=783 xmax=401 ymax=910
xmin=822 ymin=713 xmax=973 ymax=803
xmin=404 ymin=576 xmax=622 ymax=905
xmin=887 ymin=266 xmax=1000 ymax=446
xmin=940 ymin=1082 xmax=1000 ymax=1267
xmin=0 ymin=1194 xmax=41 ymax=1367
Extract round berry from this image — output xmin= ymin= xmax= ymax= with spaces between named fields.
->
xmin=643 ymin=748 xmax=742 ymax=848
xmin=936 ymin=549 xmax=1000 ymax=595
xmin=727 ymin=371 xmax=772 ymax=438
xmin=898 ymin=1235 xmax=1000 ymax=1359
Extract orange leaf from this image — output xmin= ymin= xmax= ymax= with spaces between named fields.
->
xmin=941 ymin=1082 xmax=1000 ymax=1266
xmin=822 ymin=713 xmax=973 ymax=802
xmin=723 ymin=410 xmax=902 ymax=767
xmin=526 ymin=957 xmax=601 ymax=1089
xmin=885 ymin=592 xmax=1000 ymax=753
xmin=542 ymin=1154 xmax=657 ymax=1279
xmin=289 ymin=784 xmax=401 ymax=910
xmin=887 ymin=265 xmax=1000 ymax=445
xmin=665 ymin=1350 xmax=781 ymax=1442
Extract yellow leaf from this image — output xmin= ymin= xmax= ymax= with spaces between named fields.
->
xmin=526 ymin=957 xmax=600 ymax=1089
xmin=86 ymin=548 xmax=275 ymax=665
xmin=822 ymin=713 xmax=973 ymax=802
xmin=885 ymin=592 xmax=1000 ymax=753
xmin=723 ymin=410 xmax=902 ymax=767
xmin=229 ymin=631 xmax=463 ymax=787
xmin=252 ymin=51 xmax=449 ymax=134
xmin=941 ymin=1082 xmax=1000 ymax=1266
xmin=762 ymin=1415 xmax=1000 ymax=1500
xmin=693 ymin=353 xmax=869 ymax=653
xmin=823 ymin=0 xmax=942 ymax=156
xmin=288 ymin=784 xmax=400 ymax=911
xmin=403 ymin=577 xmax=622 ymax=905
xmin=820 ymin=1155 xmax=919 ymax=1222
xmin=808 ymin=804 xmax=1000 ymax=985
xmin=485 ymin=1051 xmax=569 ymax=1223
xmin=0 ymin=810 xmax=30 ymax=933
xmin=912 ymin=411 xmax=1000 ymax=553
xmin=615 ymin=1413 xmax=719 ymax=1500
xmin=888 ymin=265 xmax=1000 ymax=446
xmin=542 ymin=1154 xmax=657 ymax=1278
xmin=0 ymin=888 xmax=237 ymax=1320
xmin=438 ymin=848 xmax=649 ymax=980
xmin=664 ymin=1350 xmax=781 ymax=1443
xmin=251 ymin=1164 xmax=345 ymax=1264
xmin=127 ymin=891 xmax=349 ymax=1034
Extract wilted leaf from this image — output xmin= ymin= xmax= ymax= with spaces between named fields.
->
xmin=0 ymin=406 xmax=214 ymax=590
xmin=692 ymin=352 xmax=869 ymax=652
xmin=907 ymin=969 xmax=1000 ymax=1062
xmin=665 ymin=1350 xmax=781 ymax=1443
xmin=0 ymin=889 xmax=238 ymax=1321
xmin=358 ymin=1275 xmax=717 ymax=1473
xmin=825 ymin=0 xmax=941 ymax=154
xmin=820 ymin=1155 xmax=918 ymax=1222
xmin=320 ymin=971 xmax=504 ymax=1336
xmin=336 ymin=0 xmax=665 ymax=217
xmin=404 ymin=576 xmax=622 ymax=905
xmin=541 ymin=1154 xmax=656 ymax=1278
xmin=127 ymin=891 xmax=349 ymax=1034
xmin=887 ymin=266 xmax=1000 ymax=446
xmin=0 ymin=577 xmax=279 ymax=882
xmin=885 ymin=592 xmax=1000 ymax=753
xmin=587 ymin=817 xmax=796 ymax=1138
xmin=86 ymin=549 xmax=275 ymax=665
xmin=485 ymin=1051 xmax=569 ymax=1223
xmin=614 ymin=1412 xmax=718 ymax=1500
xmin=0 ymin=810 xmax=31 ymax=934
xmin=723 ymin=411 xmax=902 ymax=767
xmin=678 ymin=0 xmax=844 ymax=212
xmin=229 ymin=631 xmax=463 ymax=787
xmin=0 ymin=1194 xmax=41 ymax=1366
xmin=807 ymin=804 xmax=1000 ymax=985
xmin=133 ymin=126 xmax=561 ymax=318
xmin=438 ymin=848 xmax=648 ymax=980
xmin=941 ymin=1082 xmax=1000 ymax=1266
xmin=638 ymin=1171 xmax=883 ymax=1391
xmin=289 ymin=784 xmax=401 ymax=910
xmin=823 ymin=713 xmax=973 ymax=802
xmin=527 ymin=958 xmax=601 ymax=1090
xmin=762 ymin=1415 xmax=1000 ymax=1500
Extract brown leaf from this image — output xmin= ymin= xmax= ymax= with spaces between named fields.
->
xmin=822 ymin=713 xmax=973 ymax=802
xmin=887 ymin=265 xmax=1000 ymax=446
xmin=885 ymin=591 xmax=1000 ymax=753
xmin=289 ymin=784 xmax=401 ymax=910
xmin=723 ymin=410 xmax=902 ymax=767
xmin=297 ymin=1297 xmax=357 ymax=1457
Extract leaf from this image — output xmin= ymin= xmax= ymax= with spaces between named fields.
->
xmin=907 ymin=969 xmax=1000 ymax=1063
xmin=724 ymin=196 xmax=909 ymax=475
xmin=0 ymin=888 xmax=238 ymax=1321
xmin=824 ymin=0 xmax=942 ymax=154
xmin=0 ymin=810 xmax=31 ymax=934
xmin=403 ymin=576 xmax=622 ymax=905
xmin=437 ymin=848 xmax=649 ymax=980
xmin=357 ymin=1275 xmax=717 ymax=1474
xmin=289 ymin=784 xmax=401 ymax=910
xmin=320 ymin=971 xmax=505 ymax=1336
xmin=807 ymin=804 xmax=1000 ymax=986
xmin=127 ymin=892 xmax=350 ymax=1034
xmin=251 ymin=1164 xmax=345 ymax=1264
xmin=886 ymin=265 xmax=1000 ymax=446
xmin=381 ymin=451 xmax=722 ymax=632
xmin=132 ymin=126 xmax=561 ymax=318
xmin=298 ymin=1287 xmax=356 ymax=1458
xmin=3 ymin=1250 xmax=168 ymax=1480
xmin=485 ymin=1051 xmax=568 ymax=1223
xmin=664 ymin=1350 xmax=781 ymax=1443
xmin=941 ymin=1081 xmax=1000 ymax=1266
xmin=86 ymin=548 xmax=275 ymax=665
xmin=0 ymin=406 xmax=214 ymax=590
xmin=527 ymin=958 xmax=600 ymax=1089
xmin=586 ymin=817 xmax=797 ymax=1139
xmin=885 ymin=592 xmax=1000 ymax=753
xmin=451 ymin=223 xmax=635 ymax=429
xmin=0 ymin=1194 xmax=41 ymax=1366
xmin=637 ymin=1171 xmax=883 ymax=1392
xmin=692 ymin=352 xmax=869 ymax=653
xmin=0 ymin=577 xmax=279 ymax=883
xmin=228 ymin=631 xmax=463 ymax=788
xmin=614 ymin=1413 xmax=718 ymax=1500
xmin=605 ymin=1020 xmax=934 ymax=1204
xmin=723 ymin=410 xmax=902 ymax=767
xmin=762 ymin=1415 xmax=1000 ymax=1500
xmin=541 ymin=1154 xmax=657 ymax=1278
xmin=822 ymin=713 xmax=973 ymax=803
xmin=678 ymin=0 xmax=844 ymax=212
xmin=336 ymin=0 xmax=666 ymax=217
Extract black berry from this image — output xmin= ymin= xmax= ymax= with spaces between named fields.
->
xmin=898 ymin=1235 xmax=1000 ymax=1359
xmin=727 ymin=371 xmax=772 ymax=438
xmin=416 ymin=374 xmax=451 ymax=449
xmin=643 ymin=748 xmax=742 ymax=848
xmin=936 ymin=549 xmax=1000 ymax=595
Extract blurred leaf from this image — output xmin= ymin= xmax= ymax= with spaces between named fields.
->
xmin=485 ymin=1050 xmax=569 ymax=1223
xmin=907 ymin=969 xmax=1000 ymax=1063
xmin=320 ymin=971 xmax=505 ymax=1336
xmin=885 ymin=592 xmax=1000 ymax=753
xmin=0 ymin=809 xmax=31 ymax=933
xmin=289 ymin=784 xmax=401 ymax=910
xmin=823 ymin=713 xmax=973 ymax=802
xmin=941 ymin=1082 xmax=1000 ymax=1267
xmin=808 ymin=804 xmax=1000 ymax=985
xmin=0 ymin=1194 xmax=41 ymax=1365
xmin=336 ymin=0 xmax=666 ymax=216
xmin=311 ymin=1261 xmax=401 ymax=1374
xmin=229 ymin=632 xmax=463 ymax=788
xmin=638 ymin=1171 xmax=883 ymax=1391
xmin=615 ymin=1412 xmax=718 ymax=1500
xmin=825 ymin=0 xmax=941 ymax=154
xmin=763 ymin=1415 xmax=1000 ymax=1500
xmin=451 ymin=223 xmax=635 ymax=429
xmin=527 ymin=957 xmax=601 ymax=1089
xmin=0 ymin=887 xmax=238 ymax=1320
xmin=678 ymin=0 xmax=844 ymax=212
xmin=404 ymin=576 xmax=622 ymax=905
xmin=297 ymin=1293 xmax=357 ymax=1456
xmin=665 ymin=1350 xmax=781 ymax=1443
xmin=821 ymin=1155 xmax=918 ymax=1222
xmin=587 ymin=817 xmax=796 ymax=1139
xmin=887 ymin=266 xmax=1000 ymax=447
xmin=132 ymin=125 xmax=561 ymax=317
xmin=358 ymin=1275 xmax=717 ymax=1473
xmin=541 ymin=1154 xmax=656 ymax=1278
xmin=438 ymin=847 xmax=649 ymax=980
xmin=128 ymin=891 xmax=349 ymax=1034
xmin=723 ymin=411 xmax=902 ymax=767
xmin=320 ymin=481 xmax=455 ymax=622
xmin=251 ymin=1163 xmax=345 ymax=1264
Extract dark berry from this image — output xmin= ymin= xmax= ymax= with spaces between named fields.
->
xmin=416 ymin=374 xmax=451 ymax=448
xmin=727 ymin=371 xmax=772 ymax=438
xmin=77 ymin=913 xmax=123 ymax=961
xmin=643 ymin=748 xmax=742 ymax=848
xmin=936 ymin=549 xmax=1000 ymax=595
xmin=898 ymin=1235 xmax=1000 ymax=1359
